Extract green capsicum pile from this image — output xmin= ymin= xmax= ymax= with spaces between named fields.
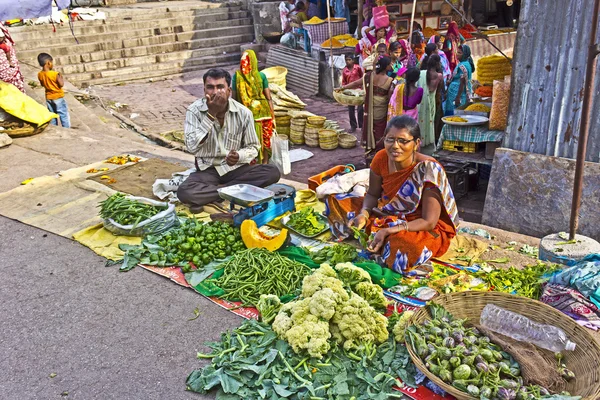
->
xmin=115 ymin=219 xmax=245 ymax=272
xmin=406 ymin=304 xmax=576 ymax=400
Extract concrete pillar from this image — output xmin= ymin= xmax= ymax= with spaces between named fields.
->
xmin=250 ymin=0 xmax=282 ymax=44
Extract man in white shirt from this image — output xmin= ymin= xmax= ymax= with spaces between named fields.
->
xmin=177 ymin=69 xmax=281 ymax=213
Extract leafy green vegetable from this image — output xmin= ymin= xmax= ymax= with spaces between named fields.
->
xmin=287 ymin=207 xmax=326 ymax=236
xmin=475 ymin=261 xmax=561 ymax=299
xmin=308 ymin=243 xmax=359 ymax=265
xmin=99 ymin=192 xmax=163 ymax=227
xmin=186 ymin=319 xmax=417 ymax=399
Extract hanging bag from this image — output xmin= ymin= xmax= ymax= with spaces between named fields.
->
xmin=270 ymin=133 xmax=291 ymax=175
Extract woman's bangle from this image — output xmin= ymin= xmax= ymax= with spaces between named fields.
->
xmin=359 ymin=209 xmax=370 ymax=219
xmin=398 ymin=220 xmax=408 ymax=233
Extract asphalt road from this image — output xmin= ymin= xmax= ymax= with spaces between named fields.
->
xmin=0 ymin=216 xmax=241 ymax=400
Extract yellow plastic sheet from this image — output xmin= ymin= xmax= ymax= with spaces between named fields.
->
xmin=0 ymin=81 xmax=58 ymax=126
xmin=73 ymin=223 xmax=142 ymax=261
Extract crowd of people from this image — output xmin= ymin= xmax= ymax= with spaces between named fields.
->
xmin=339 ymin=17 xmax=475 ymax=164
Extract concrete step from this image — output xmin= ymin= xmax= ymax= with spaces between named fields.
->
xmin=58 ymin=41 xmax=245 ymax=74
xmin=75 ymin=53 xmax=241 ymax=87
xmin=48 ymin=32 xmax=253 ymax=67
xmin=17 ymin=24 xmax=255 ymax=62
xmin=11 ymin=8 xmax=249 ymax=42
xmin=15 ymin=16 xmax=252 ymax=51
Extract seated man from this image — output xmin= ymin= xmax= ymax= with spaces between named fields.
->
xmin=177 ymin=68 xmax=281 ymax=213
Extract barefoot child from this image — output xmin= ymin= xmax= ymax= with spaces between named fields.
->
xmin=37 ymin=53 xmax=70 ymax=128
xmin=341 ymin=54 xmax=364 ymax=133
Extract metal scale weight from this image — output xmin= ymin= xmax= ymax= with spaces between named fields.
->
xmin=216 ymin=183 xmax=296 ymax=227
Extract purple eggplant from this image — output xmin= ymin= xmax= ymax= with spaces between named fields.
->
xmin=475 ymin=355 xmax=485 ymax=365
xmin=452 ymin=331 xmax=464 ymax=343
xmin=499 ymin=379 xmax=519 ymax=390
xmin=443 ymin=337 xmax=455 ymax=348
xmin=497 ymin=387 xmax=517 ymax=400
xmin=476 ymin=362 xmax=489 ymax=373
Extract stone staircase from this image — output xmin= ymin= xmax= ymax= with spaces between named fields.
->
xmin=11 ymin=1 xmax=254 ymax=87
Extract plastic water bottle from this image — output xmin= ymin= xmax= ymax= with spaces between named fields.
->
xmin=480 ymin=304 xmax=576 ymax=352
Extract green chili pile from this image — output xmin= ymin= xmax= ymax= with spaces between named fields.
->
xmin=211 ymin=248 xmax=311 ymax=306
xmin=99 ymin=193 xmax=163 ymax=227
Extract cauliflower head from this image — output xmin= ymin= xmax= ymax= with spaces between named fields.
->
xmin=256 ymin=294 xmax=282 ymax=324
xmin=284 ymin=316 xmax=331 ymax=358
xmin=316 ymin=263 xmax=337 ymax=277
xmin=272 ymin=299 xmax=297 ymax=337
xmin=355 ymin=281 xmax=388 ymax=310
xmin=333 ymin=293 xmax=389 ymax=350
xmin=392 ymin=310 xmax=415 ymax=343
xmin=308 ymin=288 xmax=338 ymax=320
xmin=335 ymin=262 xmax=372 ymax=289
xmin=301 ymin=269 xmax=349 ymax=302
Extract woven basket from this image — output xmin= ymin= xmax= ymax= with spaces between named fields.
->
xmin=276 ymin=115 xmax=292 ymax=126
xmin=319 ymin=129 xmax=338 ymax=150
xmin=277 ymin=126 xmax=290 ymax=137
xmin=307 ymin=116 xmax=326 ymax=126
xmin=333 ymin=90 xmax=365 ymax=106
xmin=290 ymin=129 xmax=304 ymax=144
xmin=262 ymin=66 xmax=288 ymax=89
xmin=305 ymin=136 xmax=319 ymax=147
xmin=6 ymin=122 xmax=50 ymax=138
xmin=304 ymin=126 xmax=320 ymax=135
xmin=338 ymin=133 xmax=357 ymax=149
xmin=406 ymin=291 xmax=600 ymax=400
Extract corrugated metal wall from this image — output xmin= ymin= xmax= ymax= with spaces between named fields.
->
xmin=506 ymin=0 xmax=600 ymax=162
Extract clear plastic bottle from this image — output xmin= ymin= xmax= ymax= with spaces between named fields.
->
xmin=480 ymin=304 xmax=576 ymax=352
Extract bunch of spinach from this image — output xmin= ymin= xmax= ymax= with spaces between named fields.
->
xmin=186 ymin=319 xmax=417 ymax=399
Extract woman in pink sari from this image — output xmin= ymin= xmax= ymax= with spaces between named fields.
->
xmin=388 ymin=67 xmax=422 ymax=121
xmin=0 ymin=27 xmax=24 ymax=93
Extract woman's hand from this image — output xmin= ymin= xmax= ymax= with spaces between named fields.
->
xmin=347 ymin=214 xmax=367 ymax=230
xmin=367 ymin=228 xmax=391 ymax=253
xmin=454 ymin=96 xmax=461 ymax=107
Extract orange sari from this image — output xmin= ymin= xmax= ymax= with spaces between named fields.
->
xmin=325 ymin=150 xmax=459 ymax=276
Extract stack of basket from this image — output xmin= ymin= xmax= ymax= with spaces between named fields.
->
xmin=319 ymin=129 xmax=338 ymax=150
xmin=275 ymin=115 xmax=291 ymax=137
xmin=290 ymin=117 xmax=307 ymax=144
xmin=304 ymin=116 xmax=326 ymax=147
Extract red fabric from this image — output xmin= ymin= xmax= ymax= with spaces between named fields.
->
xmin=342 ymin=64 xmax=364 ymax=86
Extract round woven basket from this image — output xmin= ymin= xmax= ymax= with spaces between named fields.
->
xmin=304 ymin=126 xmax=320 ymax=135
xmin=307 ymin=116 xmax=326 ymax=126
xmin=276 ymin=115 xmax=291 ymax=126
xmin=333 ymin=90 xmax=364 ymax=106
xmin=290 ymin=118 xmax=307 ymax=129
xmin=338 ymin=133 xmax=357 ymax=149
xmin=289 ymin=129 xmax=304 ymax=144
xmin=6 ymin=122 xmax=50 ymax=138
xmin=406 ymin=291 xmax=600 ymax=400
xmin=262 ymin=66 xmax=288 ymax=89
xmin=305 ymin=135 xmax=319 ymax=147
xmin=319 ymin=129 xmax=338 ymax=150
xmin=277 ymin=126 xmax=290 ymax=137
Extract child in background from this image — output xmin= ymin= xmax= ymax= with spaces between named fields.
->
xmin=37 ymin=53 xmax=70 ymax=128
xmin=341 ymin=54 xmax=364 ymax=133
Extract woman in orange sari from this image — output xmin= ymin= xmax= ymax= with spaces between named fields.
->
xmin=325 ymin=115 xmax=459 ymax=276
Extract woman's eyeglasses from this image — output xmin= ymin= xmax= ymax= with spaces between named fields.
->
xmin=384 ymin=137 xmax=416 ymax=146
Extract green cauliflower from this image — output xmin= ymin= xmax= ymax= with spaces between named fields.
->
xmin=392 ymin=310 xmax=415 ymax=343
xmin=308 ymin=288 xmax=338 ymax=320
xmin=335 ymin=262 xmax=372 ymax=290
xmin=272 ymin=300 xmax=296 ymax=337
xmin=354 ymin=281 xmax=388 ymax=310
xmin=256 ymin=294 xmax=281 ymax=324
xmin=284 ymin=313 xmax=331 ymax=358
xmin=333 ymin=292 xmax=389 ymax=350
xmin=301 ymin=264 xmax=349 ymax=303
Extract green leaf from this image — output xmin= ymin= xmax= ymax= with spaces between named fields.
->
xmin=273 ymin=383 xmax=295 ymax=397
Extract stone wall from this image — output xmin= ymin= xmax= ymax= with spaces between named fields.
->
xmin=482 ymin=148 xmax=600 ymax=240
xmin=250 ymin=0 xmax=281 ymax=44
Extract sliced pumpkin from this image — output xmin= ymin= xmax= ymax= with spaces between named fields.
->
xmin=241 ymin=219 xmax=288 ymax=252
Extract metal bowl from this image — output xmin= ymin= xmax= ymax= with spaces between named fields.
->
xmin=263 ymin=32 xmax=283 ymax=44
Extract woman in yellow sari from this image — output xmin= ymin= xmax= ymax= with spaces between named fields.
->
xmin=232 ymin=50 xmax=275 ymax=163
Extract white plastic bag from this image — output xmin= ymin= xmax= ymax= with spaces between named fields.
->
xmin=270 ymin=133 xmax=291 ymax=175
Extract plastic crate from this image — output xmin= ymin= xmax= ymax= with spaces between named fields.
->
xmin=442 ymin=140 xmax=480 ymax=153
xmin=308 ymin=165 xmax=355 ymax=191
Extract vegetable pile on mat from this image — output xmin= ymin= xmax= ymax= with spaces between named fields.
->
xmin=99 ymin=193 xmax=163 ymax=227
xmin=208 ymin=248 xmax=312 ymax=307
xmin=113 ymin=219 xmax=245 ymax=271
xmin=186 ymin=319 xmax=417 ymax=400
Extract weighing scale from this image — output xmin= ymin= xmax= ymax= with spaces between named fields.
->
xmin=217 ymin=183 xmax=296 ymax=227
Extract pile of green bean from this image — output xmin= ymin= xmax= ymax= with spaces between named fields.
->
xmin=213 ymin=248 xmax=311 ymax=306
xmin=99 ymin=193 xmax=164 ymax=227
